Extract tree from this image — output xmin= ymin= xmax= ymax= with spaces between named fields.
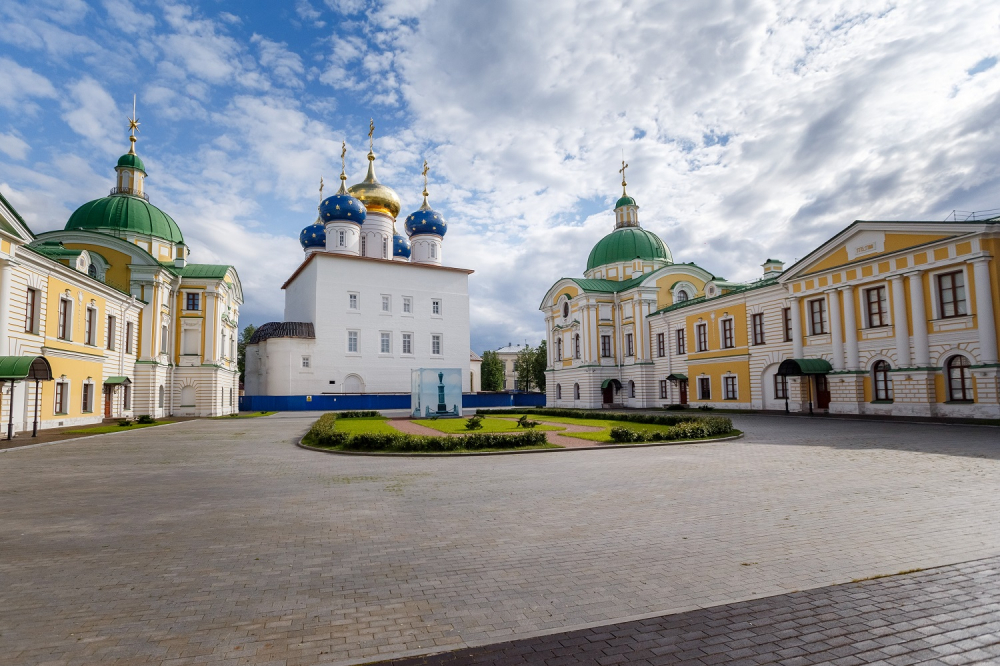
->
xmin=514 ymin=345 xmax=536 ymax=392
xmin=480 ymin=350 xmax=504 ymax=391
xmin=237 ymin=324 xmax=257 ymax=384
xmin=531 ymin=340 xmax=547 ymax=392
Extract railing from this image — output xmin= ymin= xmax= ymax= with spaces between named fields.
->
xmin=109 ymin=187 xmax=149 ymax=201
xmin=945 ymin=208 xmax=1000 ymax=222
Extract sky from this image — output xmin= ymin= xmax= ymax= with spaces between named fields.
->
xmin=2 ymin=0 xmax=999 ymax=354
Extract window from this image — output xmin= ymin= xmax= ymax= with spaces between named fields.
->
xmin=946 ymin=355 xmax=973 ymax=401
xmin=361 ymin=234 xmax=367 ymax=255
xmin=556 ymin=337 xmax=562 ymax=360
xmin=432 ymin=299 xmax=441 ymax=315
xmin=676 ymin=329 xmax=686 ymax=355
xmin=782 ymin=307 xmax=793 ymax=342
xmin=186 ymin=292 xmax=200 ymax=311
xmin=601 ymin=335 xmax=612 ymax=357
xmin=107 ymin=315 xmax=116 ymax=350
xmin=349 ymin=293 xmax=358 ymax=309
xmin=380 ymin=332 xmax=391 ymax=354
xmin=85 ymin=307 xmax=97 ymax=346
xmin=698 ymin=376 xmax=711 ymax=400
xmin=625 ymin=333 xmax=634 ymax=357
xmin=348 ymin=331 xmax=359 ymax=353
xmin=430 ymin=244 xmax=437 ymax=259
xmin=657 ymin=332 xmax=665 ymax=357
xmin=774 ymin=375 xmax=788 ymax=400
xmin=25 ymin=288 xmax=38 ymax=333
xmin=938 ymin=271 xmax=967 ymax=318
xmin=676 ymin=290 xmax=689 ymax=303
xmin=301 ymin=356 xmax=310 ymax=368
xmin=160 ymin=324 xmax=168 ymax=354
xmin=556 ymin=384 xmax=562 ymax=399
xmin=338 ymin=230 xmax=346 ymax=246
xmin=126 ymin=321 xmax=133 ymax=354
xmin=382 ymin=295 xmax=390 ymax=312
xmin=574 ymin=334 xmax=580 ymax=359
xmin=865 ymin=287 xmax=887 ymax=327
xmin=403 ymin=297 xmax=412 ymax=313
xmin=659 ymin=379 xmax=668 ymax=399
xmin=123 ymin=384 xmax=131 ymax=411
xmin=721 ymin=319 xmax=734 ymax=349
xmin=574 ymin=383 xmax=580 ymax=400
xmin=382 ymin=237 xmax=388 ymax=259
xmin=696 ymin=323 xmax=708 ymax=352
xmin=58 ymin=299 xmax=71 ymax=340
xmin=724 ymin=376 xmax=737 ymax=400
xmin=872 ymin=360 xmax=893 ymax=401
xmin=158 ymin=385 xmax=165 ymax=408
xmin=88 ymin=264 xmax=97 ymax=278
xmin=809 ymin=298 xmax=827 ymax=335
xmin=629 ymin=380 xmax=635 ymax=398
xmin=431 ymin=334 xmax=442 ymax=355
xmin=562 ymin=301 xmax=569 ymax=318
xmin=81 ymin=383 xmax=94 ymax=413
xmin=752 ymin=313 xmax=765 ymax=345
xmin=54 ymin=382 xmax=68 ymax=414
xmin=402 ymin=332 xmax=412 ymax=355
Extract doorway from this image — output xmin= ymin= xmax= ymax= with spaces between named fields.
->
xmin=104 ymin=386 xmax=113 ymax=418
xmin=815 ymin=375 xmax=831 ymax=409
xmin=678 ymin=380 xmax=688 ymax=405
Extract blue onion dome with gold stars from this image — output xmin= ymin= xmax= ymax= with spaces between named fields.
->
xmin=393 ymin=229 xmax=411 ymax=258
xmin=404 ymin=196 xmax=447 ymax=237
xmin=299 ymin=217 xmax=326 ymax=250
xmin=320 ymin=180 xmax=367 ymax=225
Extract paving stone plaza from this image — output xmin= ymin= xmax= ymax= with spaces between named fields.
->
xmin=2 ymin=413 xmax=999 ymax=665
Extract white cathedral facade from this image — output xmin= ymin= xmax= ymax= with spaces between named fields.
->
xmin=244 ymin=140 xmax=473 ymax=397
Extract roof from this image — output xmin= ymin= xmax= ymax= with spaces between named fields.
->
xmin=649 ymin=273 xmax=781 ymax=317
xmin=104 ymin=376 xmax=131 ymax=385
xmin=0 ymin=356 xmax=53 ymax=380
xmin=117 ymin=152 xmax=146 ymax=173
xmin=615 ymin=195 xmax=637 ymax=208
xmin=66 ymin=194 xmax=184 ymax=244
xmin=470 ymin=350 xmax=482 ymax=361
xmin=587 ymin=226 xmax=672 ymax=271
xmin=495 ymin=343 xmax=529 ymax=354
xmin=172 ymin=263 xmax=233 ymax=279
xmin=569 ymin=274 xmax=648 ymax=293
xmin=30 ymin=242 xmax=84 ymax=260
xmin=282 ymin=251 xmax=474 ymax=290
xmin=249 ymin=322 xmax=316 ymax=345
xmin=777 ymin=358 xmax=834 ymax=375
xmin=0 ymin=190 xmax=31 ymax=237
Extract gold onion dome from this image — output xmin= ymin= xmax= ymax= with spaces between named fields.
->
xmin=348 ymin=150 xmax=401 ymax=218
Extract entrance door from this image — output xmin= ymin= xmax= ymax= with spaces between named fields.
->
xmin=602 ymin=384 xmax=613 ymax=404
xmin=104 ymin=386 xmax=113 ymax=418
xmin=678 ymin=380 xmax=688 ymax=405
xmin=815 ymin=375 xmax=831 ymax=409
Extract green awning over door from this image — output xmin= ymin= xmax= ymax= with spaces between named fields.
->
xmin=0 ymin=356 xmax=53 ymax=381
xmin=777 ymin=358 xmax=833 ymax=376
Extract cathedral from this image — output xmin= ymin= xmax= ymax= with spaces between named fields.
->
xmin=244 ymin=126 xmax=473 ymax=398
xmin=541 ymin=165 xmax=1000 ymax=418
xmin=0 ymin=111 xmax=242 ymax=434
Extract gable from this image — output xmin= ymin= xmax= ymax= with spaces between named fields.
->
xmin=795 ymin=226 xmax=961 ymax=277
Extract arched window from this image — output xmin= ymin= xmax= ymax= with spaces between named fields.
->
xmin=556 ymin=338 xmax=562 ymax=360
xmin=430 ymin=244 xmax=437 ymax=259
xmin=157 ymin=385 xmax=165 ymax=408
xmin=361 ymin=234 xmax=367 ymax=255
xmin=338 ymin=230 xmax=345 ymax=246
xmin=556 ymin=384 xmax=562 ymax=399
xmin=88 ymin=264 xmax=97 ymax=278
xmin=946 ymin=355 xmax=973 ymax=401
xmin=562 ymin=301 xmax=569 ymax=318
xmin=574 ymin=334 xmax=580 ymax=358
xmin=573 ymin=383 xmax=580 ymax=400
xmin=629 ymin=380 xmax=636 ymax=398
xmin=676 ymin=290 xmax=689 ymax=303
xmin=872 ymin=360 xmax=893 ymax=401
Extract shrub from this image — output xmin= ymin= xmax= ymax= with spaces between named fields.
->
xmin=610 ymin=426 xmax=643 ymax=442
xmin=664 ymin=404 xmax=685 ymax=410
xmin=337 ymin=410 xmax=380 ymax=419
xmin=517 ymin=415 xmax=539 ymax=429
xmin=136 ymin=414 xmax=156 ymax=424
xmin=697 ymin=404 xmax=715 ymax=411
xmin=610 ymin=417 xmax=734 ymax=444
xmin=465 ymin=415 xmax=484 ymax=430
xmin=117 ymin=419 xmax=133 ymax=427
xmin=478 ymin=408 xmax=691 ymax=427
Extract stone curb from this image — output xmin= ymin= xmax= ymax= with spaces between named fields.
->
xmin=297 ymin=431 xmax=744 ymax=457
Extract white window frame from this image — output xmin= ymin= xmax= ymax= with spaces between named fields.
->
xmin=430 ymin=244 xmax=437 ymax=259
xmin=379 ymin=331 xmax=391 ymax=354
xmin=431 ymin=299 xmax=442 ymax=316
xmin=301 ymin=355 xmax=311 ymax=369
xmin=58 ymin=298 xmax=72 ymax=341
xmin=126 ymin=321 xmax=133 ymax=354
xmin=348 ymin=293 xmax=359 ymax=310
xmin=808 ymin=298 xmax=827 ymax=336
xmin=695 ymin=322 xmax=708 ymax=352
xmin=347 ymin=330 xmax=360 ymax=354
xmin=698 ymin=376 xmax=711 ymax=400
xmin=431 ymin=334 xmax=442 ymax=356
xmin=401 ymin=332 xmax=413 ymax=356
xmin=723 ymin=374 xmax=738 ymax=400
xmin=54 ymin=381 xmax=69 ymax=415
xmin=720 ymin=317 xmax=735 ymax=349
xmin=81 ymin=381 xmax=95 ymax=413
xmin=381 ymin=295 xmax=391 ymax=313
xmin=106 ymin=315 xmax=117 ymax=351
xmin=338 ymin=229 xmax=346 ymax=246
xmin=402 ymin=296 xmax=412 ymax=314
xmin=929 ymin=266 xmax=970 ymax=320
xmin=85 ymin=307 xmax=97 ymax=346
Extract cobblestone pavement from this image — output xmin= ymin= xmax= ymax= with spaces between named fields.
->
xmin=1 ymin=413 xmax=999 ymax=665
xmin=383 ymin=555 xmax=1000 ymax=666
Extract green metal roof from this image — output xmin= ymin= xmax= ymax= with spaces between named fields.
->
xmin=586 ymin=227 xmax=672 ymax=271
xmin=569 ymin=274 xmax=647 ymax=293
xmin=66 ymin=194 xmax=183 ymax=244
xmin=0 ymin=356 xmax=53 ymax=380
xmin=615 ymin=195 xmax=637 ymax=208
xmin=104 ymin=376 xmax=131 ymax=385
xmin=0 ymin=189 xmax=34 ymax=237
xmin=172 ymin=264 xmax=232 ymax=279
xmin=777 ymin=358 xmax=834 ymax=376
xmin=116 ymin=152 xmax=146 ymax=173
xmin=667 ymin=373 xmax=687 ymax=381
xmin=30 ymin=242 xmax=83 ymax=260
xmin=600 ymin=378 xmax=622 ymax=389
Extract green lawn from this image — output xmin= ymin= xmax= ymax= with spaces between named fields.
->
xmin=413 ymin=417 xmax=563 ymax=434
xmin=67 ymin=422 xmax=170 ymax=435
xmin=478 ymin=413 xmax=736 ymax=443
xmin=333 ymin=417 xmax=400 ymax=435
xmin=211 ymin=411 xmax=278 ymax=419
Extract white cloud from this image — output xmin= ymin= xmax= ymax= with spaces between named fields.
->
xmin=61 ymin=77 xmax=120 ymax=154
xmin=0 ymin=58 xmax=58 ymax=111
xmin=0 ymin=134 xmax=30 ymax=161
xmin=252 ymin=34 xmax=306 ymax=87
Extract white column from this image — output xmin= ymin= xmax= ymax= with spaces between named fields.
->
xmin=907 ymin=270 xmax=930 ymax=366
xmin=0 ymin=260 xmax=11 ymax=355
xmin=890 ymin=275 xmax=911 ymax=368
xmin=827 ymin=290 xmax=843 ymax=370
xmin=973 ymin=258 xmax=998 ymax=364
xmin=841 ymin=285 xmax=859 ymax=370
xmin=790 ymin=295 xmax=803 ymax=358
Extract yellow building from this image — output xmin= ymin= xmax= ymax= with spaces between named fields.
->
xmin=541 ymin=172 xmax=1000 ymax=419
xmin=0 ymin=117 xmax=242 ymax=436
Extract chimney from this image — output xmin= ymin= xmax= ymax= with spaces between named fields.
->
xmin=761 ymin=258 xmax=784 ymax=278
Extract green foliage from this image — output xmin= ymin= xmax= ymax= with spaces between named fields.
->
xmin=609 ymin=417 xmax=734 ymax=443
xmin=477 ymin=408 xmax=694 ymax=426
xmin=698 ymin=404 xmax=715 ymax=411
xmin=664 ymin=404 xmax=685 ymax=410
xmin=117 ymin=419 xmax=133 ymax=427
xmin=465 ymin=415 xmax=484 ymax=430
xmin=136 ymin=414 xmax=156 ymax=424
xmin=517 ymin=414 xmax=539 ymax=429
xmin=532 ymin=340 xmax=547 ymax=392
xmin=237 ymin=324 xmax=257 ymax=383
xmin=480 ymin=350 xmax=505 ymax=392
xmin=337 ymin=410 xmax=381 ymax=418
xmin=514 ymin=345 xmax=537 ymax=392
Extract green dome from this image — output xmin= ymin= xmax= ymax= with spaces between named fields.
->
xmin=116 ymin=152 xmax=146 ymax=173
xmin=66 ymin=194 xmax=183 ymax=244
xmin=615 ymin=195 xmax=636 ymax=208
xmin=586 ymin=227 xmax=671 ymax=271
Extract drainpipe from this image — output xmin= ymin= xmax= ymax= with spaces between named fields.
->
xmin=614 ymin=292 xmax=624 ymax=405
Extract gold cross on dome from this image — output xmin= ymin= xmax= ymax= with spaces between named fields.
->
xmin=319 ymin=176 xmax=324 ymax=201
xmin=368 ymin=118 xmax=375 ymax=150
xmin=421 ymin=160 xmax=429 ymax=193
xmin=619 ymin=158 xmax=628 ymax=184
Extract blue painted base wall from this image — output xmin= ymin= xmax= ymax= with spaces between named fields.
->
xmin=239 ymin=393 xmax=546 ymax=412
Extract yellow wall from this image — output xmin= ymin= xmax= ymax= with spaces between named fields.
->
xmin=60 ymin=242 xmax=133 ymax=290
xmin=688 ymin=359 xmax=752 ymax=402
xmin=685 ymin=301 xmax=748 ymax=360
xmin=44 ymin=276 xmax=111 ymax=354
xmin=654 ymin=273 xmax=706 ymax=309
xmin=41 ymin=357 xmax=106 ymax=419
